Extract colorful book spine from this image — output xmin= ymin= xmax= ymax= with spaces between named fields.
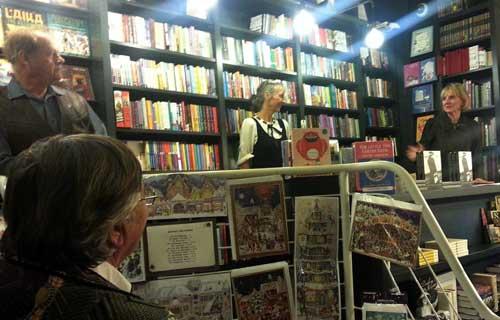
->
xmin=304 ymin=114 xmax=360 ymax=138
xmin=300 ymin=52 xmax=356 ymax=81
xmin=303 ymin=84 xmax=357 ymax=109
xmin=365 ymin=76 xmax=392 ymax=98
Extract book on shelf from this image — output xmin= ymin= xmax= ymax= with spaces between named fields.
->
xmin=301 ymin=52 xmax=356 ymax=81
xmin=58 ymin=65 xmax=94 ymax=100
xmin=249 ymin=13 xmax=293 ymax=39
xmin=226 ymin=175 xmax=288 ymax=261
xmin=113 ymin=91 xmax=219 ymax=133
xmin=458 ymin=273 xmax=498 ymax=313
xmin=143 ymin=173 xmax=226 ymax=220
xmin=107 ymin=12 xmax=213 ymax=58
xmin=231 ymin=261 xmax=294 ymax=320
xmin=222 ymin=36 xmax=294 ymax=72
xmin=291 ymin=128 xmax=331 ymax=166
xmin=303 ymin=84 xmax=358 ymax=110
xmin=124 ymin=140 xmax=220 ymax=172
xmin=2 ymin=6 xmax=46 ymax=40
xmin=365 ymin=136 xmax=398 ymax=156
xmin=438 ymin=45 xmax=492 ymax=76
xmin=146 ymin=220 xmax=217 ymax=273
xmin=366 ymin=107 xmax=394 ymax=127
xmin=463 ymin=79 xmax=492 ymax=109
xmin=215 ymin=222 xmax=231 ymax=265
xmin=365 ymin=76 xmax=392 ymax=98
xmin=138 ymin=272 xmax=233 ymax=319
xmin=404 ymin=57 xmax=437 ymax=88
xmin=417 ymin=150 xmax=443 ymax=185
xmin=32 ymin=0 xmax=88 ymax=9
xmin=110 ymin=54 xmax=217 ymax=96
xmin=439 ymin=11 xmax=490 ymax=49
xmin=412 ymin=84 xmax=434 ymax=114
xmin=304 ymin=114 xmax=360 ymax=139
xmin=351 ymin=193 xmax=423 ymax=267
xmin=353 ymin=140 xmax=396 ymax=194
xmin=360 ymin=47 xmax=389 ymax=69
xmin=47 ymin=13 xmax=90 ymax=57
xmin=415 ymin=114 xmax=434 ymax=142
xmin=476 ymin=117 xmax=497 ymax=147
xmin=418 ymin=247 xmax=439 ymax=266
xmin=299 ymin=24 xmax=350 ymax=52
xmin=222 ymin=71 xmax=297 ymax=103
xmin=425 ymin=238 xmax=469 ymax=258
xmin=294 ymin=196 xmax=341 ymax=320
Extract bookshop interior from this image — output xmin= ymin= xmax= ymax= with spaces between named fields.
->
xmin=2 ymin=0 xmax=500 ymax=319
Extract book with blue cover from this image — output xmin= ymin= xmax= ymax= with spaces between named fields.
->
xmin=412 ymin=84 xmax=434 ymax=114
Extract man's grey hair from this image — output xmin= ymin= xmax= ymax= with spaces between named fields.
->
xmin=3 ymin=28 xmax=51 ymax=64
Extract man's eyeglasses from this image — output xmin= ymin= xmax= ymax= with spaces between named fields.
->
xmin=140 ymin=195 xmax=157 ymax=206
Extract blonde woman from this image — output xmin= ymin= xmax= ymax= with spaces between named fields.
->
xmin=406 ymin=83 xmax=482 ymax=181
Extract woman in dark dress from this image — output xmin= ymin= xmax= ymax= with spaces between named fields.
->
xmin=238 ymin=81 xmax=290 ymax=168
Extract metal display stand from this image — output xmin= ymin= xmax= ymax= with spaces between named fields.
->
xmin=193 ymin=161 xmax=499 ymax=320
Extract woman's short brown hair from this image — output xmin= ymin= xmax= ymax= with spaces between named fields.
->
xmin=1 ymin=134 xmax=142 ymax=271
xmin=441 ymin=83 xmax=470 ymax=111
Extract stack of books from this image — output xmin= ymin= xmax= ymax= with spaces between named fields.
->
xmin=457 ymin=273 xmax=498 ymax=319
xmin=486 ymin=264 xmax=500 ymax=303
xmin=418 ymin=247 xmax=439 ymax=266
xmin=425 ymin=238 xmax=469 ymax=258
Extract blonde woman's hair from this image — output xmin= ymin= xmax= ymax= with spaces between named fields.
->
xmin=441 ymin=83 xmax=469 ymax=111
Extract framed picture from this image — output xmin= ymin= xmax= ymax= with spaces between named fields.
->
xmin=495 ymin=195 xmax=500 ymax=211
xmin=231 ymin=262 xmax=294 ymax=320
xmin=143 ymin=173 xmax=226 ymax=220
xmin=118 ymin=238 xmax=146 ymax=283
xmin=410 ymin=25 xmax=433 ymax=57
xmin=146 ymin=220 xmax=217 ymax=273
xmin=350 ymin=193 xmax=423 ymax=267
xmin=141 ymin=272 xmax=233 ymax=320
xmin=226 ymin=175 xmax=288 ymax=260
xmin=295 ymin=196 xmax=341 ymax=320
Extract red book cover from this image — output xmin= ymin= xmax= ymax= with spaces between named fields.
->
xmin=121 ymin=91 xmax=132 ymax=128
xmin=353 ymin=140 xmax=395 ymax=193
xmin=212 ymin=107 xmax=219 ymax=133
xmin=404 ymin=61 xmax=420 ymax=87
xmin=214 ymin=144 xmax=221 ymax=169
xmin=291 ymin=128 xmax=330 ymax=166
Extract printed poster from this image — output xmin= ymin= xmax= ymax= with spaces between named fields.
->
xmin=295 ymin=196 xmax=341 ymax=320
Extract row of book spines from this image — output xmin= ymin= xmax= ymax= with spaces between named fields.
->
xmin=437 ymin=46 xmax=492 ymax=76
xmin=249 ymin=13 xmax=294 ymax=39
xmin=477 ymin=117 xmax=497 ymax=147
xmin=226 ymin=109 xmax=298 ymax=133
xmin=108 ymin=12 xmax=213 ymax=58
xmin=360 ymin=47 xmax=389 ymax=69
xmin=303 ymin=84 xmax=358 ymax=109
xmin=437 ymin=0 xmax=478 ymax=17
xmin=463 ymin=80 xmax=492 ymax=109
xmin=215 ymin=223 xmax=232 ymax=265
xmin=365 ymin=136 xmax=398 ymax=156
xmin=298 ymin=27 xmax=350 ymax=53
xmin=439 ymin=12 xmax=490 ymax=49
xmin=114 ymin=91 xmax=219 ymax=133
xmin=479 ymin=150 xmax=498 ymax=181
xmin=365 ymin=77 xmax=392 ymax=98
xmin=222 ymin=72 xmax=297 ymax=104
xmin=304 ymin=115 xmax=361 ymax=139
xmin=110 ymin=55 xmax=216 ymax=96
xmin=222 ymin=37 xmax=294 ymax=72
xmin=366 ymin=108 xmax=394 ymax=128
xmin=128 ymin=141 xmax=221 ymax=171
xmin=300 ymin=52 xmax=356 ymax=82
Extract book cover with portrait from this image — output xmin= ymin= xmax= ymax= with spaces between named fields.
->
xmin=353 ymin=140 xmax=395 ymax=194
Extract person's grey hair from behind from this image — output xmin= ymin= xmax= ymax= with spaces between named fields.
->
xmin=251 ymin=80 xmax=284 ymax=112
xmin=3 ymin=28 xmax=50 ymax=65
xmin=1 ymin=134 xmax=142 ymax=271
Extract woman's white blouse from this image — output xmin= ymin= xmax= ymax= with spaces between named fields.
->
xmin=237 ymin=116 xmax=290 ymax=166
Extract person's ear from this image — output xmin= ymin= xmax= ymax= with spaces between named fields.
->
xmin=110 ymin=224 xmax=126 ymax=249
xmin=16 ymin=50 xmax=31 ymax=69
